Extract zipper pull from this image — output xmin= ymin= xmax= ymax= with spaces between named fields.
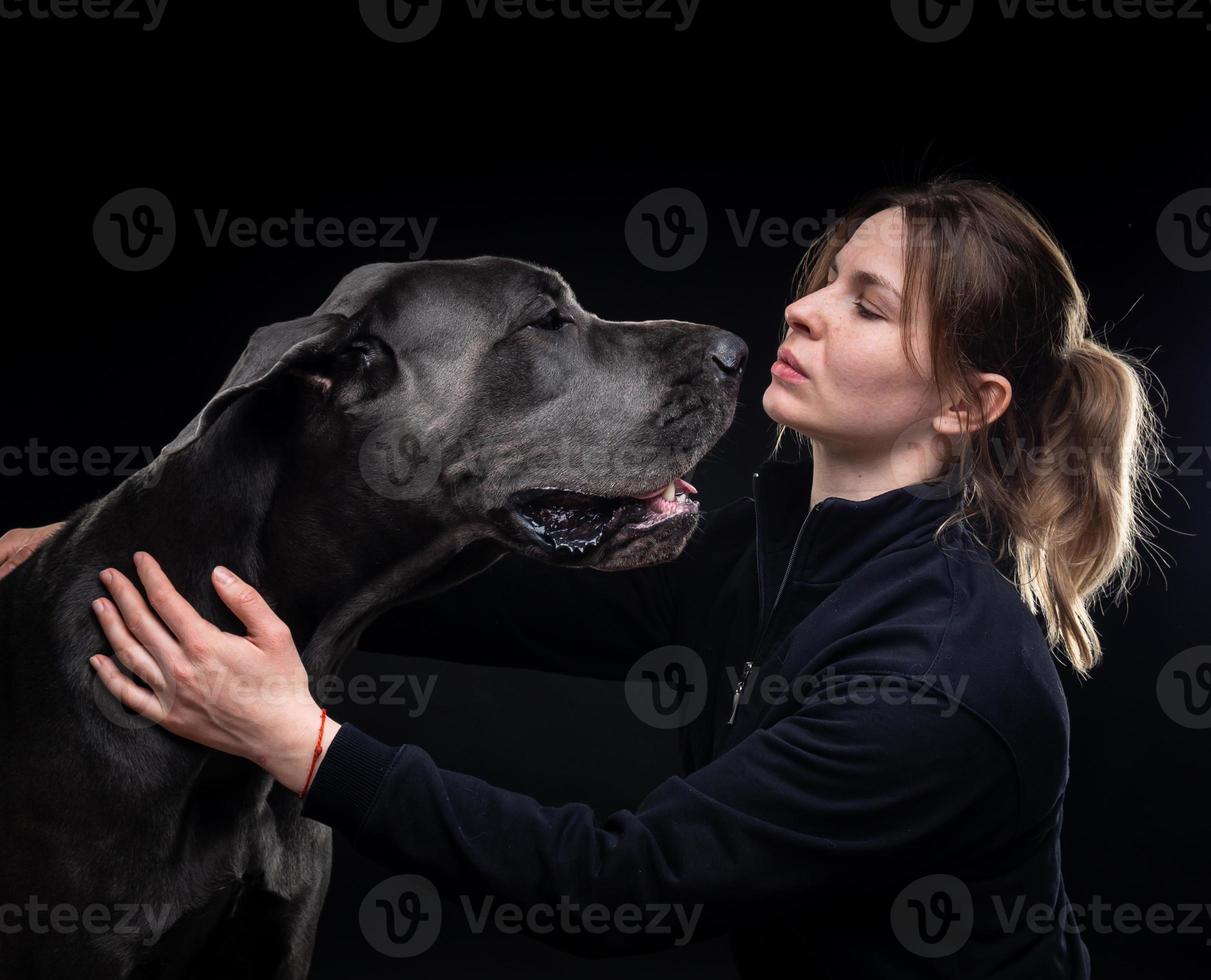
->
xmin=726 ymin=660 xmax=755 ymax=727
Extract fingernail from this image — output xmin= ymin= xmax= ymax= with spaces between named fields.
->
xmin=88 ymin=655 xmax=99 ymax=669
xmin=214 ymin=565 xmax=235 ymax=586
xmin=133 ymin=552 xmax=145 ymax=565
xmin=100 ymin=569 xmax=112 ymax=586
xmin=91 ymin=598 xmax=105 ymax=614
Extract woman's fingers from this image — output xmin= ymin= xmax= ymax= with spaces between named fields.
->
xmin=97 ymin=565 xmax=185 ymax=673
xmin=91 ymin=597 xmax=168 ymax=691
xmin=0 ymin=545 xmax=33 ymax=581
xmin=0 ymin=522 xmax=65 ymax=581
xmin=132 ymin=551 xmax=220 ymax=648
xmin=210 ymin=564 xmax=292 ymax=647
xmin=89 ymin=653 xmax=168 ymax=724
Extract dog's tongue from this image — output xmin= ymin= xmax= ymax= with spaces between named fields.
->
xmin=634 ymin=477 xmax=698 ymax=499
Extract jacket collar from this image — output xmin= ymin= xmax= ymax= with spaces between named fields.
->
xmin=751 ymin=453 xmax=965 ymax=617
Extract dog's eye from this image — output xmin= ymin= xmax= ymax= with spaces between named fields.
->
xmin=526 ymin=310 xmax=571 ymax=331
xmin=337 ymin=341 xmax=377 ymax=367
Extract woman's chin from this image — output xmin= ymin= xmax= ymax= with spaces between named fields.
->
xmin=762 ymin=382 xmax=800 ymax=427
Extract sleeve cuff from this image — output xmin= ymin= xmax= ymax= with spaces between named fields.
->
xmin=299 ymin=721 xmax=401 ymax=837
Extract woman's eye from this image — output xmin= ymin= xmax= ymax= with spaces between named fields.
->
xmin=527 ymin=310 xmax=571 ymax=331
xmin=852 ymin=298 xmax=881 ymax=320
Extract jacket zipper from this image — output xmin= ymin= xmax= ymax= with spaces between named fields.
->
xmin=728 ymin=488 xmax=824 ymax=727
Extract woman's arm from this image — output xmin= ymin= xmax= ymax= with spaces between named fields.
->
xmin=301 ymin=673 xmax=1015 ymax=956
xmin=82 ymin=535 xmax=1015 ymax=958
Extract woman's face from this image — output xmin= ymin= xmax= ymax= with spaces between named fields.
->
xmin=762 ymin=206 xmax=941 ymax=456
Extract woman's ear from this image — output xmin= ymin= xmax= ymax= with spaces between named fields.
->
xmin=933 ymin=372 xmax=1013 ymax=436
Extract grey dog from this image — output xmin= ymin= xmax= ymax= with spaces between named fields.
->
xmin=0 ymin=256 xmax=747 ymax=977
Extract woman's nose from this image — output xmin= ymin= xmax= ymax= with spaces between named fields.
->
xmin=784 ymin=299 xmax=816 ymax=337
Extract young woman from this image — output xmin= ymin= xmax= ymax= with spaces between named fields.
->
xmin=0 ymin=176 xmax=1163 ymax=977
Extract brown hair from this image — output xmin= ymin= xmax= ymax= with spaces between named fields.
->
xmin=771 ymin=174 xmax=1168 ymax=679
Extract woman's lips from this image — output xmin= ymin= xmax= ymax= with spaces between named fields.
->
xmin=771 ymin=346 xmax=809 ymax=383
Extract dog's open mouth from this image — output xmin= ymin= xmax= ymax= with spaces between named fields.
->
xmin=509 ymin=477 xmax=699 ymax=557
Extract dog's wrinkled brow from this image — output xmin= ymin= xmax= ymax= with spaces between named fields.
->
xmin=505 ymin=273 xmax=579 ymax=320
xmin=532 ymin=273 xmax=574 ymax=304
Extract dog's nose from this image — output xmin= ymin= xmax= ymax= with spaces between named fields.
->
xmin=707 ymin=333 xmax=748 ymax=380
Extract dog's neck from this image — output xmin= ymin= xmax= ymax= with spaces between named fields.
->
xmin=67 ymin=410 xmax=504 ymax=679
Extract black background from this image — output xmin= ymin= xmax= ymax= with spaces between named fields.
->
xmin=1 ymin=2 xmax=1209 ymax=977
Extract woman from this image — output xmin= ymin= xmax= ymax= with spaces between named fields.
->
xmin=0 ymin=177 xmax=1163 ymax=976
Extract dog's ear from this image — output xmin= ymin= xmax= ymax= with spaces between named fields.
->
xmin=158 ymin=312 xmax=393 ymax=460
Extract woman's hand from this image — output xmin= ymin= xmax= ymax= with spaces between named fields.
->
xmin=0 ymin=522 xmax=66 ymax=580
xmin=88 ymin=551 xmax=339 ymax=795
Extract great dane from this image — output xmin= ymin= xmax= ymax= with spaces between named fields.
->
xmin=0 ymin=257 xmax=747 ymax=977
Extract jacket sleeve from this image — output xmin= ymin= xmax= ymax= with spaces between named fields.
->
xmin=300 ymin=673 xmax=1017 ymax=956
xmin=356 ymin=501 xmax=746 ymax=682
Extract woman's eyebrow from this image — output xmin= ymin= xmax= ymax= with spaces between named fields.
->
xmin=829 ymin=257 xmax=902 ymax=304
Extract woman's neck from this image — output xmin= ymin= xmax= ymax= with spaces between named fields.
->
xmin=807 ymin=439 xmax=949 ymax=509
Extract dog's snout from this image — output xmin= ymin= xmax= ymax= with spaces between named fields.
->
xmin=707 ymin=333 xmax=748 ymax=381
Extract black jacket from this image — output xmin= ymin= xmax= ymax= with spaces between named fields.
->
xmin=302 ymin=453 xmax=1091 ymax=978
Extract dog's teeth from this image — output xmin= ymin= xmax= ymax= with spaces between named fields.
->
xmin=662 ymin=481 xmax=676 ymax=502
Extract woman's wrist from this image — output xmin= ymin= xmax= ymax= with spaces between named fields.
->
xmin=257 ymin=704 xmax=342 ymax=796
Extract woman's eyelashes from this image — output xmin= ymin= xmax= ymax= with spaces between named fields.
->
xmin=852 ymin=298 xmax=882 ymax=320
xmin=825 ymin=274 xmax=882 ymax=321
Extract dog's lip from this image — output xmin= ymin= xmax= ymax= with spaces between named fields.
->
xmin=512 ymin=475 xmax=698 ymax=503
xmin=776 ymin=346 xmax=808 ymax=377
xmin=502 ymin=484 xmax=699 ymax=559
xmin=632 ymin=477 xmax=698 ymax=499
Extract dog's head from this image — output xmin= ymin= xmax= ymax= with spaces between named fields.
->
xmin=159 ymin=257 xmax=746 ymax=571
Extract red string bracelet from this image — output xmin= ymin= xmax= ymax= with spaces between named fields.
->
xmin=298 ymin=707 xmax=328 ymax=800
